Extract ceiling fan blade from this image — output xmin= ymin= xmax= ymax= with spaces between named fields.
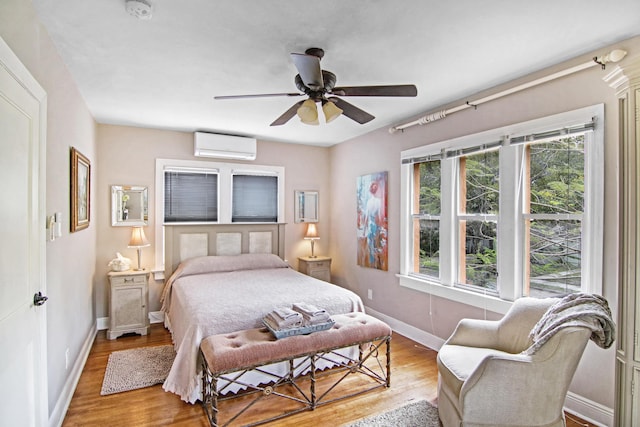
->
xmin=270 ymin=100 xmax=306 ymax=126
xmin=329 ymin=97 xmax=375 ymax=124
xmin=291 ymin=53 xmax=323 ymax=90
xmin=215 ymin=92 xmax=302 ymax=100
xmin=332 ymin=84 xmax=417 ymax=97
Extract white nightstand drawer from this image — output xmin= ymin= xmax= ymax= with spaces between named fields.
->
xmin=110 ymin=274 xmax=147 ymax=286
xmin=308 ymin=261 xmax=329 ymax=270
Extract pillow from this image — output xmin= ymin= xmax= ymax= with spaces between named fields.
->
xmin=177 ymin=253 xmax=288 ymax=277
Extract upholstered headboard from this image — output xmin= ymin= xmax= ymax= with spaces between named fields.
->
xmin=164 ymin=224 xmax=286 ymax=277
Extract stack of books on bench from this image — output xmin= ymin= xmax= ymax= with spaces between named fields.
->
xmin=263 ymin=303 xmax=335 ymax=339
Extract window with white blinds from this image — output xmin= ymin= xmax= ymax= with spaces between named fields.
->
xmin=232 ymin=174 xmax=278 ymax=222
xmin=157 ymin=159 xmax=284 ymax=225
xmin=164 ymin=170 xmax=218 ymax=222
xmin=155 ymin=159 xmax=285 ymax=270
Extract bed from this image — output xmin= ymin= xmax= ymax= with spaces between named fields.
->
xmin=160 ymin=224 xmax=365 ymax=403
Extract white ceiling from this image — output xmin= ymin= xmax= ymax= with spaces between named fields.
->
xmin=32 ymin=0 xmax=640 ymax=146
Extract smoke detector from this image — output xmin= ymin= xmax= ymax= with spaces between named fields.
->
xmin=125 ymin=0 xmax=152 ymax=20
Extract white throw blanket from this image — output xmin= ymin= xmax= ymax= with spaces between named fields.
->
xmin=524 ymin=293 xmax=615 ymax=355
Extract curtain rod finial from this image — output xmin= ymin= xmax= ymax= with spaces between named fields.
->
xmin=594 ymin=49 xmax=627 ymax=69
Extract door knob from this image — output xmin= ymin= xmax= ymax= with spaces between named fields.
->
xmin=33 ymin=292 xmax=48 ymax=306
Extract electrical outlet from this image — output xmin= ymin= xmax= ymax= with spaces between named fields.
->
xmin=367 ymin=289 xmax=373 ymax=300
xmin=65 ymin=348 xmax=70 ymax=370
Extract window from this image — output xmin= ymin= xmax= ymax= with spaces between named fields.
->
xmin=400 ymin=105 xmax=603 ymax=309
xmin=457 ymin=149 xmax=499 ymax=291
xmin=413 ymin=159 xmax=441 ymax=278
xmin=164 ymin=169 xmax=218 ymax=222
xmin=525 ymin=137 xmax=585 ymax=297
xmin=154 ymin=159 xmax=285 ymax=272
xmin=232 ymin=174 xmax=278 ymax=222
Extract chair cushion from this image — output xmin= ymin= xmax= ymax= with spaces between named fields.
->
xmin=437 ymin=344 xmax=513 ymax=396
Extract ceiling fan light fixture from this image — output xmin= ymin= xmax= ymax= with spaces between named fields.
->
xmin=297 ymin=99 xmax=319 ymax=125
xmin=322 ymin=100 xmax=343 ymax=123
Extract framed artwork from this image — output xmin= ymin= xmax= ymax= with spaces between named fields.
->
xmin=71 ymin=147 xmax=90 ymax=232
xmin=356 ymin=171 xmax=388 ymax=271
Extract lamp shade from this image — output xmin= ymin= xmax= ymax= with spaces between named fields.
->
xmin=322 ymin=100 xmax=343 ymax=123
xmin=128 ymin=226 xmax=150 ymax=248
xmin=297 ymin=99 xmax=319 ymax=125
xmin=304 ymin=223 xmax=320 ymax=240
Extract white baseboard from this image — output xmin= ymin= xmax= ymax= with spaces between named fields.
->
xmin=364 ymin=305 xmax=614 ymax=426
xmin=96 ymin=311 xmax=164 ymax=331
xmin=564 ymin=391 xmax=613 ymax=427
xmin=96 ymin=316 xmax=108 ymax=331
xmin=48 ymin=324 xmax=97 ymax=427
xmin=364 ymin=305 xmax=445 ymax=351
xmin=149 ymin=311 xmax=164 ymax=324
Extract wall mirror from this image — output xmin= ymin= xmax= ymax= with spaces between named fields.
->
xmin=294 ymin=190 xmax=319 ymax=223
xmin=111 ymin=185 xmax=148 ymax=226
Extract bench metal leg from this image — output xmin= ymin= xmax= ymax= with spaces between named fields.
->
xmin=201 ymin=352 xmax=220 ymax=427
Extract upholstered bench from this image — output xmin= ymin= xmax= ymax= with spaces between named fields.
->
xmin=200 ymin=312 xmax=392 ymax=427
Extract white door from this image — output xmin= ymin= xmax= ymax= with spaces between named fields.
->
xmin=0 ymin=38 xmax=48 ymax=426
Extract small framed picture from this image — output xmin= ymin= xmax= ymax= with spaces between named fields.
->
xmin=71 ymin=147 xmax=90 ymax=232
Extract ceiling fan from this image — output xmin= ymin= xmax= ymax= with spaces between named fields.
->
xmin=214 ymin=48 xmax=418 ymax=126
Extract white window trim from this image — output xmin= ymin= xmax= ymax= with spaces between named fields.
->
xmin=154 ymin=158 xmax=285 ymax=275
xmin=399 ymin=104 xmax=604 ymax=314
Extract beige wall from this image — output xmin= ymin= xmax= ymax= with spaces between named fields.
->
xmin=96 ymin=125 xmax=332 ymax=316
xmin=1 ymin=0 xmax=98 ymax=420
xmin=328 ymin=39 xmax=640 ymax=413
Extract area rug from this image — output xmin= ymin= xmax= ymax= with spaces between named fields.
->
xmin=344 ymin=399 xmax=441 ymax=427
xmin=100 ymin=345 xmax=175 ymax=395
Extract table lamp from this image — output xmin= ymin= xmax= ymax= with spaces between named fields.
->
xmin=304 ymin=223 xmax=320 ymax=258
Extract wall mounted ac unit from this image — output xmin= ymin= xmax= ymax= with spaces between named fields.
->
xmin=194 ymin=132 xmax=257 ymax=160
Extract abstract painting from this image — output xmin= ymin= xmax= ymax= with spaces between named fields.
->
xmin=357 ymin=171 xmax=388 ymax=270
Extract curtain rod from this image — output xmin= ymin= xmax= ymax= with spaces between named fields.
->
xmin=389 ymin=49 xmax=626 ymax=134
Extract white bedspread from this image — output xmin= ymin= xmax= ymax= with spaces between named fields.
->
xmin=162 ymin=263 xmax=364 ymax=403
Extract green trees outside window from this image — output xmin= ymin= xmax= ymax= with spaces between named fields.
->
xmin=415 ymin=136 xmax=584 ymax=296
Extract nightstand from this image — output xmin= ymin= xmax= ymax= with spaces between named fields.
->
xmin=298 ymin=256 xmax=332 ymax=282
xmin=107 ymin=270 xmax=150 ymax=340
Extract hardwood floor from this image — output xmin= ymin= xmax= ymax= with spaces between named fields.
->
xmin=63 ymin=323 xmax=597 ymax=426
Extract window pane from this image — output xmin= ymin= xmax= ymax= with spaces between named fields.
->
xmin=418 ymin=161 xmax=441 ymax=214
xmin=529 ymin=137 xmax=584 ymax=214
xmin=417 ymin=219 xmax=439 ymax=277
xmin=528 ymin=219 xmax=582 ymax=297
xmin=164 ymin=171 xmax=218 ymax=222
xmin=414 ymin=161 xmax=441 ymax=278
xmin=232 ymin=175 xmax=278 ymax=222
xmin=463 ymin=150 xmax=499 ymax=214
xmin=460 ymin=220 xmax=497 ymax=290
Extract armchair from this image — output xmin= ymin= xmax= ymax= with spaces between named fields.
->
xmin=437 ymin=297 xmax=592 ymax=427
